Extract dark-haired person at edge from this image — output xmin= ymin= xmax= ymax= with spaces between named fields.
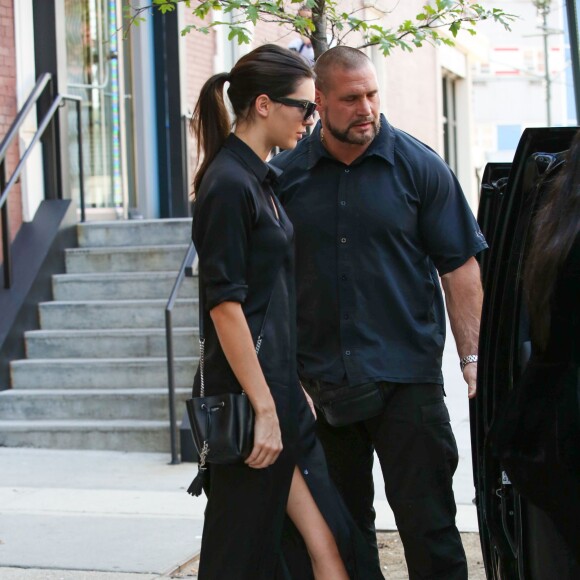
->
xmin=492 ymin=130 xmax=580 ymax=576
xmin=190 ymin=44 xmax=383 ymax=580
xmin=271 ymin=46 xmax=486 ymax=579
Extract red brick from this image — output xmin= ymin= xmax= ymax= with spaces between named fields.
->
xmin=0 ymin=0 xmax=21 ymax=252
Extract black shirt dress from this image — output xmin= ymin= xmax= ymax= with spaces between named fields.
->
xmin=192 ymin=134 xmax=383 ymax=580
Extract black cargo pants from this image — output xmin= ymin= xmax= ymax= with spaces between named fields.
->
xmin=308 ymin=380 xmax=468 ymax=580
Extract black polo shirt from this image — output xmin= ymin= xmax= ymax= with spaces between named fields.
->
xmin=271 ymin=115 xmax=487 ymax=386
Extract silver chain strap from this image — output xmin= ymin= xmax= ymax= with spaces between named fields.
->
xmin=198 ymin=333 xmax=262 ymax=398
xmin=199 ymin=338 xmax=206 ymax=397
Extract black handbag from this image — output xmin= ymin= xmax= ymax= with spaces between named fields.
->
xmin=186 ymin=275 xmax=275 ymax=497
xmin=187 ymin=392 xmax=254 ymax=466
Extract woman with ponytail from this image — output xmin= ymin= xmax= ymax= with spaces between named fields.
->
xmin=190 ymin=44 xmax=383 ymax=579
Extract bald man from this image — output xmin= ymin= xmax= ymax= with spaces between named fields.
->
xmin=272 ymin=46 xmax=485 ymax=580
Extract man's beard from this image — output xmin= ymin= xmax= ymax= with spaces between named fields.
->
xmin=324 ymin=115 xmax=380 ymax=145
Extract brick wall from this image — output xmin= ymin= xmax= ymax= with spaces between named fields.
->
xmin=0 ymin=0 xmax=21 ymax=259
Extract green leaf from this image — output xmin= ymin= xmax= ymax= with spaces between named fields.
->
xmin=436 ymin=0 xmax=453 ymax=11
xmin=127 ymin=0 xmax=517 ymax=58
xmin=227 ymin=25 xmax=252 ymax=44
xmin=247 ymin=4 xmax=259 ymax=24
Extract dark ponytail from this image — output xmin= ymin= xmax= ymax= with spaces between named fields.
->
xmin=191 ymin=72 xmax=231 ymax=194
xmin=192 ymin=45 xmax=314 ymax=195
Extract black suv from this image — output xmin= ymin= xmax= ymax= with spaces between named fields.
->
xmin=473 ymin=126 xmax=579 ymax=578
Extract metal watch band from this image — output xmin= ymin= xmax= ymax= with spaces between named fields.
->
xmin=460 ymin=354 xmax=478 ymax=372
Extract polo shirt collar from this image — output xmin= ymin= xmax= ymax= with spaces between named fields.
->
xmin=224 ymin=133 xmax=281 ymax=184
xmin=307 ymin=114 xmax=395 ymax=169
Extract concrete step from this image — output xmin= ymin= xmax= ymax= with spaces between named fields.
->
xmin=77 ymin=219 xmax=192 ymax=248
xmin=0 ymin=389 xmax=190 ymax=421
xmin=65 ymin=244 xmax=190 ymax=273
xmin=52 ymin=272 xmax=198 ymax=301
xmin=0 ymin=420 xmax=175 ymax=452
xmin=38 ymin=299 xmax=198 ymax=330
xmin=24 ymin=328 xmax=199 ymax=359
xmin=10 ymin=357 xmax=197 ymax=389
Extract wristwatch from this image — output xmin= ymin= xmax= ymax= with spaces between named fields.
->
xmin=460 ymin=354 xmax=478 ymax=372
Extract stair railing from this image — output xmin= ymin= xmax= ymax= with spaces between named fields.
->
xmin=165 ymin=240 xmax=197 ymax=464
xmin=0 ymin=73 xmax=86 ymax=289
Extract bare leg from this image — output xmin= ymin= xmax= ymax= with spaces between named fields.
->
xmin=286 ymin=466 xmax=349 ymax=580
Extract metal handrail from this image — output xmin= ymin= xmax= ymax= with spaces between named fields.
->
xmin=165 ymin=240 xmax=197 ymax=464
xmin=0 ymin=74 xmax=52 ymax=163
xmin=0 ymin=74 xmax=86 ymax=289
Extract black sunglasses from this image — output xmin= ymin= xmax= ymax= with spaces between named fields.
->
xmin=268 ymin=96 xmax=317 ymax=121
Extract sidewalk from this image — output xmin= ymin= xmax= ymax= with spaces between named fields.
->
xmin=0 ymin=448 xmax=203 ymax=579
xmin=0 ymin=398 xmax=477 ymax=580
xmin=0 ymin=444 xmax=477 ymax=580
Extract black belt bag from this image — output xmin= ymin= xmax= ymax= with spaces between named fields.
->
xmin=304 ymin=380 xmax=386 ymax=427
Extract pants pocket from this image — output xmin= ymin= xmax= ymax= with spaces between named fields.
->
xmin=421 ymin=400 xmax=451 ymax=424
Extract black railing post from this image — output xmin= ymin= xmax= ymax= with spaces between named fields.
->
xmin=74 ymin=98 xmax=86 ymax=222
xmin=165 ymin=307 xmax=179 ymax=465
xmin=165 ymin=241 xmax=197 ymax=465
xmin=39 ymin=74 xmax=59 ymax=202
xmin=0 ymin=161 xmax=10 ymax=289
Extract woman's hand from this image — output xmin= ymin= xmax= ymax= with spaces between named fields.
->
xmin=210 ymin=301 xmax=283 ymax=468
xmin=245 ymin=407 xmax=283 ymax=469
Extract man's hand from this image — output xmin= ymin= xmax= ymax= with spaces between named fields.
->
xmin=463 ymin=363 xmax=477 ymax=399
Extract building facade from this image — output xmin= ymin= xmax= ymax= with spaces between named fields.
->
xmin=0 ymin=0 xmax=500 ymax=260
xmin=472 ymin=0 xmax=577 ymax=170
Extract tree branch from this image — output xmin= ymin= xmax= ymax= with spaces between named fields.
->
xmin=123 ymin=0 xmax=516 ymax=58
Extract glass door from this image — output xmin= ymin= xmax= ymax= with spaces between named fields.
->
xmin=64 ymin=0 xmax=133 ymax=219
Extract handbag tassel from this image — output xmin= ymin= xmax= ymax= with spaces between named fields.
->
xmin=187 ymin=440 xmax=209 ymax=497
xmin=187 ymin=466 xmax=206 ymax=497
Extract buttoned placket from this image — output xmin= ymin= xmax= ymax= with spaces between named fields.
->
xmin=337 ymin=165 xmax=356 ymax=378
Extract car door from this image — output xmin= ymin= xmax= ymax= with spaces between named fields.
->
xmin=472 ymin=127 xmax=578 ymax=579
